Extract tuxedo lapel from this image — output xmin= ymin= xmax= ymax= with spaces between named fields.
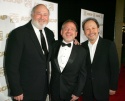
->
xmin=92 ymin=37 xmax=103 ymax=64
xmin=84 ymin=41 xmax=91 ymax=65
xmin=54 ymin=42 xmax=61 ymax=73
xmin=44 ymin=28 xmax=49 ymax=49
xmin=62 ymin=44 xmax=77 ymax=73
xmin=44 ymin=28 xmax=52 ymax=60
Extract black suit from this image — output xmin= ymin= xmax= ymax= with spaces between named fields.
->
xmin=5 ymin=21 xmax=55 ymax=100
xmin=50 ymin=41 xmax=87 ymax=101
xmin=81 ymin=37 xmax=119 ymax=101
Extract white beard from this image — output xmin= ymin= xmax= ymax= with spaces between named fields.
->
xmin=32 ymin=20 xmax=47 ymax=29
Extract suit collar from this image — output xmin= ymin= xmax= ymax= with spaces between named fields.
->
xmin=92 ymin=37 xmax=103 ymax=64
xmin=84 ymin=36 xmax=103 ymax=64
xmin=25 ymin=21 xmax=46 ymax=59
xmin=54 ymin=41 xmax=61 ymax=73
xmin=87 ymin=37 xmax=103 ymax=64
xmin=62 ymin=45 xmax=77 ymax=73
xmin=84 ymin=41 xmax=91 ymax=64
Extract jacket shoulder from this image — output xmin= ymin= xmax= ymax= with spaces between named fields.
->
xmin=44 ymin=27 xmax=54 ymax=35
xmin=101 ymin=38 xmax=115 ymax=47
xmin=74 ymin=45 xmax=87 ymax=55
xmin=81 ymin=40 xmax=88 ymax=48
xmin=81 ymin=40 xmax=88 ymax=45
xmin=8 ymin=24 xmax=27 ymax=38
xmin=53 ymin=40 xmax=61 ymax=46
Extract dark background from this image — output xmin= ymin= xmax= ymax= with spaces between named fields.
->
xmin=45 ymin=0 xmax=116 ymax=41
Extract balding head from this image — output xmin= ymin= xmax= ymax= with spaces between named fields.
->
xmin=31 ymin=4 xmax=50 ymax=29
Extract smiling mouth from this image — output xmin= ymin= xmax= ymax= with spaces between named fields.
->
xmin=89 ymin=33 xmax=95 ymax=37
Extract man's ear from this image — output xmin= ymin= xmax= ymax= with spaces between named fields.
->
xmin=75 ymin=32 xmax=78 ymax=37
xmin=98 ymin=27 xmax=100 ymax=33
xmin=60 ymin=30 xmax=62 ymax=36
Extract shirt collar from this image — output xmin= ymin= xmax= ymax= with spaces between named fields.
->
xmin=88 ymin=35 xmax=99 ymax=46
xmin=62 ymin=40 xmax=73 ymax=48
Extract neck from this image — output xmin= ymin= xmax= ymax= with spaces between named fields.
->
xmin=63 ymin=40 xmax=73 ymax=44
xmin=90 ymin=40 xmax=96 ymax=44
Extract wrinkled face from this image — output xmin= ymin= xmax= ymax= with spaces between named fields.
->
xmin=31 ymin=5 xmax=49 ymax=29
xmin=84 ymin=20 xmax=99 ymax=44
xmin=61 ymin=22 xmax=77 ymax=43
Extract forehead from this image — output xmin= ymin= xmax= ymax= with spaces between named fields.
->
xmin=63 ymin=22 xmax=76 ymax=28
xmin=85 ymin=20 xmax=97 ymax=27
xmin=34 ymin=5 xmax=49 ymax=13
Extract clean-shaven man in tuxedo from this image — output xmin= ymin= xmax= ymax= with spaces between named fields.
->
xmin=50 ymin=20 xmax=87 ymax=101
xmin=81 ymin=18 xmax=119 ymax=101
xmin=5 ymin=4 xmax=55 ymax=101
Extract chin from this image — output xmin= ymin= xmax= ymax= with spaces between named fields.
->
xmin=32 ymin=20 xmax=47 ymax=29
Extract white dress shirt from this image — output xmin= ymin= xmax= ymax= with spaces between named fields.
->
xmin=58 ymin=40 xmax=73 ymax=72
xmin=31 ymin=23 xmax=49 ymax=51
xmin=88 ymin=36 xmax=99 ymax=63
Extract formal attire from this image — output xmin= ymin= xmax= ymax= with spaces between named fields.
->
xmin=5 ymin=20 xmax=55 ymax=101
xmin=81 ymin=37 xmax=119 ymax=101
xmin=50 ymin=40 xmax=87 ymax=101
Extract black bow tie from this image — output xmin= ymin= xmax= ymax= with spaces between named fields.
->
xmin=61 ymin=42 xmax=71 ymax=47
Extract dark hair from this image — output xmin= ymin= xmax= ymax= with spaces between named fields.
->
xmin=82 ymin=17 xmax=99 ymax=30
xmin=61 ymin=19 xmax=78 ymax=32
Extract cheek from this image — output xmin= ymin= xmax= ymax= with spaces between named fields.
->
xmin=34 ymin=15 xmax=41 ymax=19
xmin=85 ymin=30 xmax=89 ymax=33
xmin=33 ymin=16 xmax=39 ymax=20
xmin=44 ymin=17 xmax=49 ymax=20
xmin=84 ymin=31 xmax=89 ymax=36
xmin=84 ymin=34 xmax=88 ymax=38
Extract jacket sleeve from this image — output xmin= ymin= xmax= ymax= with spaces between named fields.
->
xmin=109 ymin=42 xmax=119 ymax=90
xmin=73 ymin=48 xmax=87 ymax=96
xmin=5 ymin=29 xmax=24 ymax=96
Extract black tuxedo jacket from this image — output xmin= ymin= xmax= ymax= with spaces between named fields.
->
xmin=5 ymin=21 xmax=55 ymax=100
xmin=50 ymin=40 xmax=87 ymax=100
xmin=81 ymin=37 xmax=119 ymax=100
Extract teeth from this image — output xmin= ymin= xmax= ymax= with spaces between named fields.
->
xmin=89 ymin=34 xmax=94 ymax=37
xmin=67 ymin=34 xmax=71 ymax=36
